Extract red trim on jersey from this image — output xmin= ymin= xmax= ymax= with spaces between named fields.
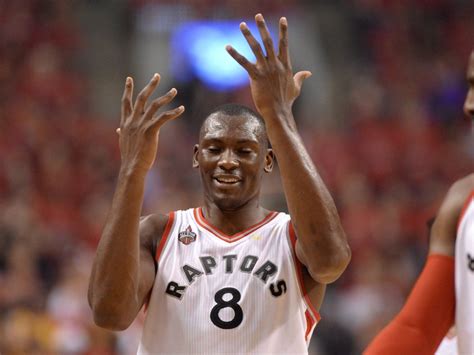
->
xmin=288 ymin=222 xmax=321 ymax=324
xmin=457 ymin=191 xmax=474 ymax=230
xmin=304 ymin=309 xmax=316 ymax=341
xmin=193 ymin=207 xmax=278 ymax=243
xmin=145 ymin=212 xmax=175 ymax=313
xmin=155 ymin=212 xmax=175 ymax=261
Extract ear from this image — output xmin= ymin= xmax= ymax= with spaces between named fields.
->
xmin=264 ymin=148 xmax=274 ymax=173
xmin=192 ymin=144 xmax=200 ymax=168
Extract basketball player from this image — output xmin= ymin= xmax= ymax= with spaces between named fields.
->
xmin=364 ymin=51 xmax=474 ymax=354
xmin=88 ymin=14 xmax=351 ymax=354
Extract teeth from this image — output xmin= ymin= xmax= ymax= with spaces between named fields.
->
xmin=216 ymin=177 xmax=239 ymax=183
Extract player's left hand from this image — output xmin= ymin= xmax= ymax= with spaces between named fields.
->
xmin=226 ymin=14 xmax=312 ymax=119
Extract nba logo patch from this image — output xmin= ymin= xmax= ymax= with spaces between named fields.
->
xmin=178 ymin=225 xmax=197 ymax=245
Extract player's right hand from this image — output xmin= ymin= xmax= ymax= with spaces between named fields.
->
xmin=430 ymin=174 xmax=474 ymax=256
xmin=226 ymin=14 xmax=311 ymax=120
xmin=117 ymin=74 xmax=184 ymax=175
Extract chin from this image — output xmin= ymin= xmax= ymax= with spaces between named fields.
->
xmin=212 ymin=196 xmax=247 ymax=211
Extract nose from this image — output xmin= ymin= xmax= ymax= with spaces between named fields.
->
xmin=464 ymin=88 xmax=474 ymax=119
xmin=217 ymin=149 xmax=239 ymax=171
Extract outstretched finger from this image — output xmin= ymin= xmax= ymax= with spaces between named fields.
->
xmin=133 ymin=73 xmax=161 ymax=116
xmin=121 ymin=77 xmax=133 ymax=126
xmin=255 ymin=14 xmax=276 ymax=62
xmin=143 ymin=88 xmax=178 ymax=120
xmin=226 ymin=45 xmax=256 ymax=77
xmin=278 ymin=17 xmax=290 ymax=67
xmin=149 ymin=105 xmax=185 ymax=133
xmin=239 ymin=22 xmax=265 ymax=63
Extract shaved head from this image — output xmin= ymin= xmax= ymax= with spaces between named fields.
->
xmin=199 ymin=104 xmax=269 ymax=148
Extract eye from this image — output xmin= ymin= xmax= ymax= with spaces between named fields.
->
xmin=238 ymin=148 xmax=253 ymax=154
xmin=207 ymin=146 xmax=221 ymax=153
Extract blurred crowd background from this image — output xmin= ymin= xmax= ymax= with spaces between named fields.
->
xmin=0 ymin=0 xmax=472 ymax=354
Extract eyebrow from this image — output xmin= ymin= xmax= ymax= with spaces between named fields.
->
xmin=236 ymin=139 xmax=259 ymax=145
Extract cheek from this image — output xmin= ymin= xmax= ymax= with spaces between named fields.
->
xmin=199 ymin=155 xmax=219 ymax=168
xmin=243 ymin=161 xmax=266 ymax=179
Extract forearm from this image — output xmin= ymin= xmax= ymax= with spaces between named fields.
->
xmin=87 ymin=73 xmax=182 ymax=330
xmin=88 ymin=167 xmax=146 ymax=328
xmin=265 ymin=111 xmax=350 ymax=283
xmin=364 ymin=255 xmax=455 ymax=355
xmin=226 ymin=13 xmax=349 ymax=282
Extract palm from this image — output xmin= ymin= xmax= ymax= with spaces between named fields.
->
xmin=248 ymin=71 xmax=300 ymax=115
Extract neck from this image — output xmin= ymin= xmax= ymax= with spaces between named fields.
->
xmin=202 ymin=197 xmax=269 ymax=237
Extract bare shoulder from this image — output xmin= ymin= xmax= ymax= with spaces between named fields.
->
xmin=429 ymin=174 xmax=474 ymax=256
xmin=443 ymin=173 xmax=474 ymax=212
xmin=448 ymin=173 xmax=474 ymax=197
xmin=139 ymin=213 xmax=170 ymax=252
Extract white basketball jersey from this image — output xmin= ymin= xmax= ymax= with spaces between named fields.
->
xmin=137 ymin=207 xmax=320 ymax=354
xmin=455 ymin=191 xmax=474 ymax=354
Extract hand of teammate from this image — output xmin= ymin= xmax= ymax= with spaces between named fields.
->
xmin=117 ymin=74 xmax=184 ymax=175
xmin=429 ymin=174 xmax=474 ymax=256
xmin=226 ymin=14 xmax=312 ymax=118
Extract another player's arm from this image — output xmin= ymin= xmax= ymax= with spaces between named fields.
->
xmin=363 ymin=254 xmax=455 ymax=355
xmin=227 ymin=14 xmax=350 ymax=285
xmin=429 ymin=174 xmax=474 ymax=257
xmin=364 ymin=175 xmax=474 ymax=354
xmin=435 ymin=174 xmax=474 ymax=353
xmin=88 ymin=74 xmax=184 ymax=330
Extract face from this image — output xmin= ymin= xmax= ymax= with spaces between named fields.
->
xmin=464 ymin=51 xmax=474 ymax=122
xmin=193 ymin=113 xmax=273 ymax=211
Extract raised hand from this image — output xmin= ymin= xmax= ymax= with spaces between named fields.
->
xmin=118 ymin=74 xmax=184 ymax=175
xmin=226 ymin=14 xmax=312 ymax=119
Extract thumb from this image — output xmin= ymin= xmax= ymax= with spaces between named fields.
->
xmin=293 ymin=71 xmax=312 ymax=91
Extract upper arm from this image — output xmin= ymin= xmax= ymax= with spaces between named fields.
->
xmin=301 ymin=266 xmax=326 ymax=312
xmin=429 ymin=174 xmax=474 ymax=256
xmin=288 ymin=224 xmax=326 ymax=311
xmin=137 ymin=213 xmax=169 ymax=309
xmin=295 ymin=237 xmax=349 ymax=284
